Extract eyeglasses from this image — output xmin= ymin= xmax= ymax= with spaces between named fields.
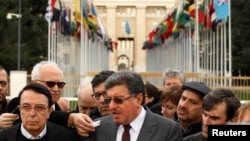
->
xmin=36 ymin=80 xmax=66 ymax=88
xmin=18 ymin=104 xmax=48 ymax=113
xmin=0 ymin=81 xmax=8 ymax=87
xmin=91 ymin=91 xmax=108 ymax=100
xmin=79 ymin=106 xmax=96 ymax=111
xmin=104 ymin=96 xmax=133 ymax=104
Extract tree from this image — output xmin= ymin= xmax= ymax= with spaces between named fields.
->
xmin=231 ymin=0 xmax=250 ymax=76
xmin=0 ymin=0 xmax=48 ymax=73
xmin=0 ymin=0 xmax=250 ymax=76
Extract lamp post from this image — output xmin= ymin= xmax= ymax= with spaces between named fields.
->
xmin=6 ymin=0 xmax=22 ymax=70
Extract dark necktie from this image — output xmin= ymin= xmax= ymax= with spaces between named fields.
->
xmin=122 ymin=124 xmax=131 ymax=141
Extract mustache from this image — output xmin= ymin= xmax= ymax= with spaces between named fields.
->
xmin=178 ymin=106 xmax=188 ymax=112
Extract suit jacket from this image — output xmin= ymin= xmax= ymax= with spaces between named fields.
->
xmin=48 ymin=111 xmax=71 ymax=127
xmin=183 ymin=132 xmax=206 ymax=141
xmin=88 ymin=109 xmax=183 ymax=141
xmin=0 ymin=121 xmax=80 ymax=141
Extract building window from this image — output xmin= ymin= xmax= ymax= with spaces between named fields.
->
xmin=116 ymin=6 xmax=136 ymax=17
xmin=96 ymin=6 xmax=107 ymax=17
xmin=146 ymin=6 xmax=166 ymax=17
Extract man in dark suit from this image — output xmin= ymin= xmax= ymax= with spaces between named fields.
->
xmin=88 ymin=71 xmax=182 ymax=141
xmin=0 ymin=83 xmax=80 ymax=141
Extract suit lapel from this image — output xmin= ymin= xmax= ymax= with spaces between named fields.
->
xmin=8 ymin=123 xmax=20 ymax=141
xmin=137 ymin=111 xmax=157 ymax=141
xmin=105 ymin=120 xmax=118 ymax=141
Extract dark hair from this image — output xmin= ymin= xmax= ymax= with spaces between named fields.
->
xmin=0 ymin=65 xmax=6 ymax=71
xmin=91 ymin=70 xmax=115 ymax=88
xmin=145 ymin=82 xmax=159 ymax=99
xmin=18 ymin=83 xmax=53 ymax=107
xmin=0 ymin=65 xmax=9 ymax=83
xmin=160 ymin=85 xmax=183 ymax=106
xmin=105 ymin=70 xmax=145 ymax=105
xmin=0 ymin=65 xmax=8 ymax=77
xmin=203 ymin=88 xmax=241 ymax=121
xmin=145 ymin=82 xmax=159 ymax=107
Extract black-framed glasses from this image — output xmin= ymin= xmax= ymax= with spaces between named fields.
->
xmin=36 ymin=80 xmax=66 ymax=88
xmin=18 ymin=104 xmax=48 ymax=113
xmin=91 ymin=91 xmax=108 ymax=100
xmin=0 ymin=81 xmax=8 ymax=87
xmin=105 ymin=96 xmax=133 ymax=104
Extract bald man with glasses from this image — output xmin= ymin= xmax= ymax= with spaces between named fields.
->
xmin=31 ymin=61 xmax=67 ymax=112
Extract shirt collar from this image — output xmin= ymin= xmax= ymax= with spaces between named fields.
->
xmin=21 ymin=123 xmax=47 ymax=140
xmin=118 ymin=107 xmax=146 ymax=133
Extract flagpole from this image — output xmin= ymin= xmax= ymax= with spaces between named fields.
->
xmin=228 ymin=0 xmax=232 ymax=77
xmin=17 ymin=0 xmax=21 ymax=70
xmin=48 ymin=21 xmax=50 ymax=60
xmin=195 ymin=0 xmax=199 ymax=72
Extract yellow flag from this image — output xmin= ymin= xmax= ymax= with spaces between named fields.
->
xmin=75 ymin=0 xmax=89 ymax=30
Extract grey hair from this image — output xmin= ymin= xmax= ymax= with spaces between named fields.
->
xmin=31 ymin=61 xmax=63 ymax=80
xmin=77 ymin=76 xmax=93 ymax=96
xmin=162 ymin=69 xmax=186 ymax=85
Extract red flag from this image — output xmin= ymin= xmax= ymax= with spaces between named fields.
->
xmin=204 ymin=4 xmax=215 ymax=29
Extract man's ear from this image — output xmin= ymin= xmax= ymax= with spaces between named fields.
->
xmin=47 ymin=106 xmax=53 ymax=119
xmin=135 ymin=93 xmax=143 ymax=104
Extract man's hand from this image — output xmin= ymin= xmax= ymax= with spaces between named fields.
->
xmin=68 ymin=113 xmax=95 ymax=136
xmin=0 ymin=113 xmax=19 ymax=128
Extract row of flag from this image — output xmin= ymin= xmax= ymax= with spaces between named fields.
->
xmin=45 ymin=0 xmax=118 ymax=51
xmin=142 ymin=0 xmax=230 ymax=49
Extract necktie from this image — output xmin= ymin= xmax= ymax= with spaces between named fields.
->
xmin=122 ymin=124 xmax=131 ymax=141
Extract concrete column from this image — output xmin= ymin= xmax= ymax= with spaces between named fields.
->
xmin=106 ymin=5 xmax=118 ymax=71
xmin=10 ymin=71 xmax=27 ymax=98
xmin=135 ymin=6 xmax=146 ymax=71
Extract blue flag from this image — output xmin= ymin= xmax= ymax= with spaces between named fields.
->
xmin=125 ymin=20 xmax=131 ymax=35
xmin=214 ymin=0 xmax=229 ymax=20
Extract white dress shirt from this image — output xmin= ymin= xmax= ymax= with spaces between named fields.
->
xmin=116 ymin=107 xmax=146 ymax=141
xmin=21 ymin=123 xmax=47 ymax=140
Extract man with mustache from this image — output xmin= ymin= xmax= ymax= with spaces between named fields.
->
xmin=176 ymin=81 xmax=211 ymax=138
xmin=88 ymin=70 xmax=182 ymax=141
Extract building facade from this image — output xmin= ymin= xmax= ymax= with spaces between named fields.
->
xmin=69 ymin=0 xmax=177 ymax=72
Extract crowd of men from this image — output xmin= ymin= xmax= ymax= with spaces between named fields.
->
xmin=0 ymin=62 xmax=249 ymax=141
